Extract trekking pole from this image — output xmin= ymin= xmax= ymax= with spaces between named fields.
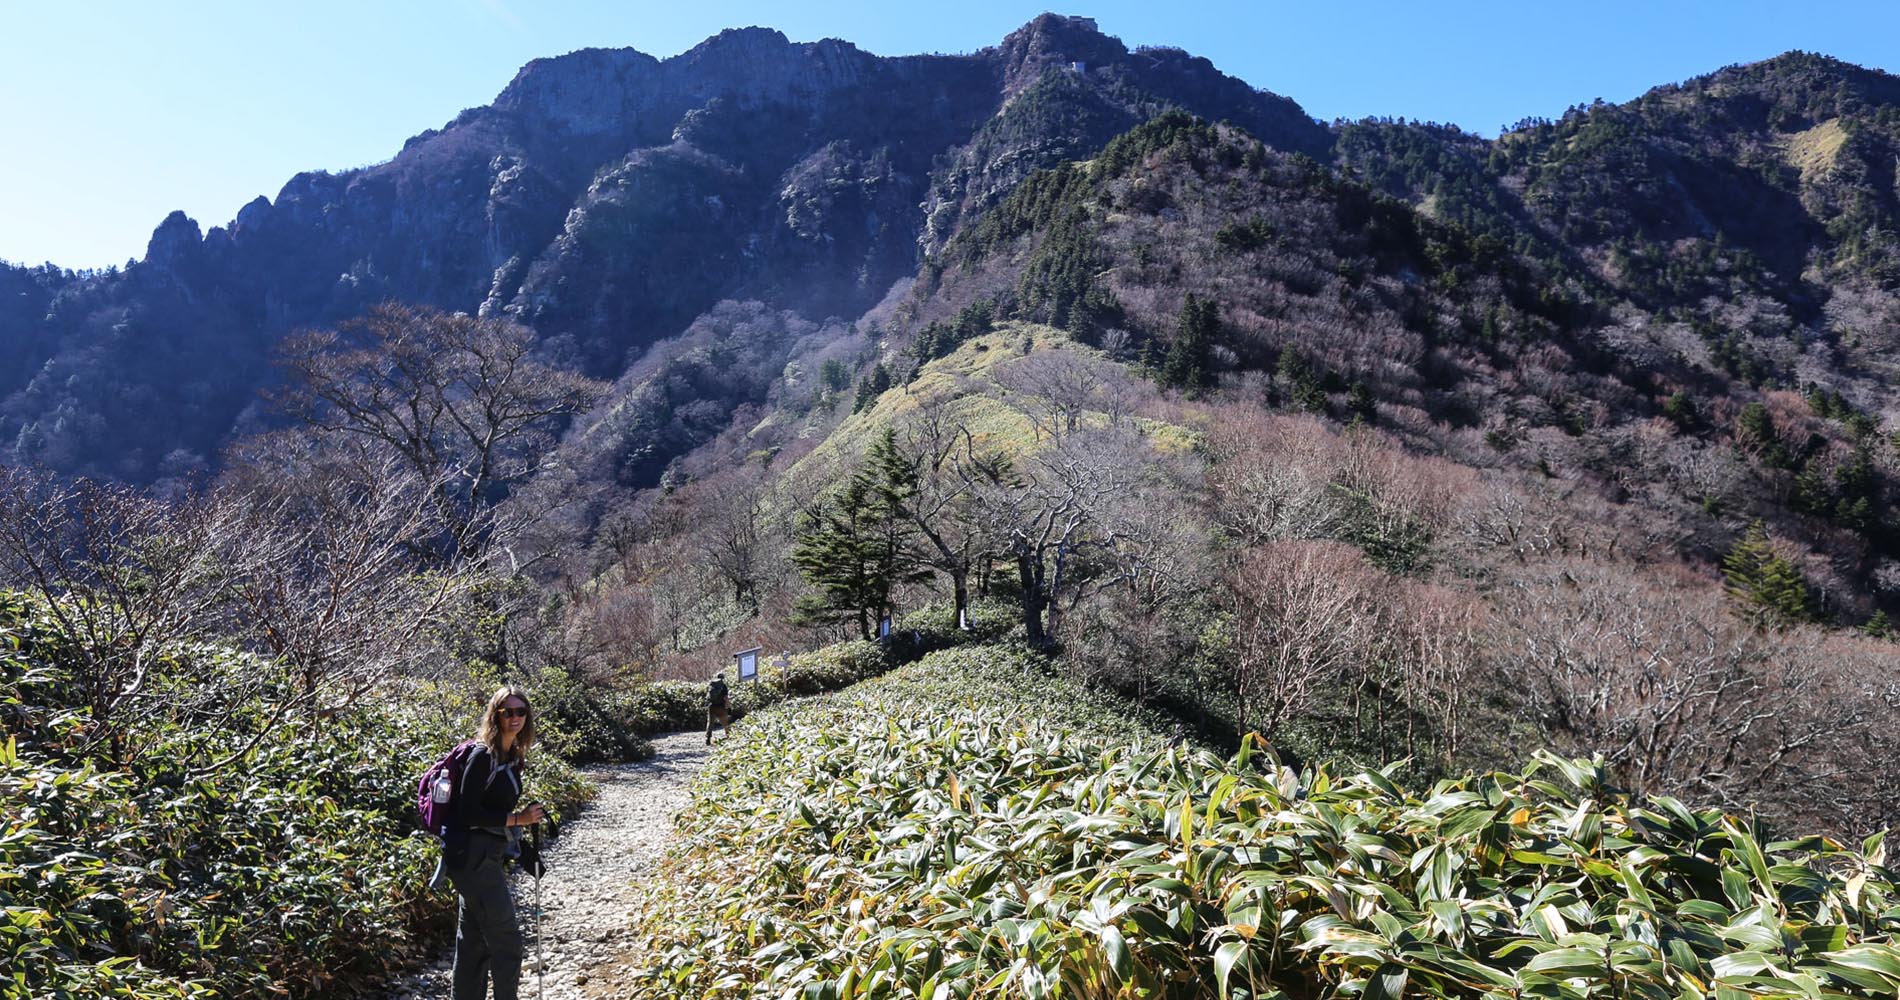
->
xmin=533 ymin=822 xmax=546 ymax=1000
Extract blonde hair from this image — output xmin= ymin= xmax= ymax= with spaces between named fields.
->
xmin=477 ymin=684 xmax=535 ymax=765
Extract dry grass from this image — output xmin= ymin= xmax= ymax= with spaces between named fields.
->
xmin=789 ymin=321 xmax=1197 ymax=476
xmin=1783 ymin=118 xmax=1850 ymax=183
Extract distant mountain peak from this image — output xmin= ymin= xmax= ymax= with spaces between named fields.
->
xmin=1675 ymin=49 xmax=1900 ymax=113
xmin=1002 ymin=12 xmax=1108 ymax=47
xmin=992 ymin=13 xmax=1126 ymax=92
xmin=1737 ymin=49 xmax=1882 ymax=81
xmin=490 ymin=47 xmax=661 ymax=136
xmin=665 ymin=24 xmax=874 ymax=98
xmin=705 ymin=25 xmax=790 ymax=46
xmin=145 ymin=210 xmax=203 ymax=267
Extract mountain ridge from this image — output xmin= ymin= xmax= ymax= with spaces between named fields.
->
xmin=3 ymin=19 xmax=1898 ymax=523
xmin=0 ymin=13 xmax=1333 ymax=480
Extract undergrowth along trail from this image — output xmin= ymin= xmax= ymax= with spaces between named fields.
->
xmin=628 ymin=645 xmax=1900 ymax=1000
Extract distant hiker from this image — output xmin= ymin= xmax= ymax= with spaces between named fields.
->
xmin=707 ymin=672 xmax=730 ymax=745
xmin=444 ymin=685 xmax=546 ymax=1000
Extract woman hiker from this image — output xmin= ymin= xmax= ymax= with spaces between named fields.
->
xmin=443 ymin=684 xmax=547 ymax=1000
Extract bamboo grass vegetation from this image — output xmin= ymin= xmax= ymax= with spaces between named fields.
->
xmin=634 ymin=645 xmax=1900 ymax=1000
xmin=0 ymin=592 xmax=595 ymax=999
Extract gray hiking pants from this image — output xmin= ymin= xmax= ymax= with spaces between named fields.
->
xmin=446 ymin=832 xmax=522 ymax=1000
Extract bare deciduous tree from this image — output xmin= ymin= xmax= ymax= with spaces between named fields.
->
xmin=896 ymin=397 xmax=1012 ymax=625
xmin=0 ymin=466 xmax=236 ymax=765
xmin=216 ymin=437 xmax=469 ymax=726
xmin=274 ymin=302 xmax=608 ymax=565
xmin=1059 ymin=441 xmax=1214 ymax=702
xmin=1454 ymin=481 xmax=1590 ymax=563
xmin=976 ymin=429 xmax=1151 ymax=647
xmin=1492 ymin=560 xmax=1868 ymax=813
xmin=993 ymin=348 xmax=1120 ymax=439
xmin=1206 ymin=411 xmax=1475 ymax=553
xmin=1226 ymin=540 xmax=1382 ymax=747
xmin=676 ymin=467 xmax=770 ymax=610
xmin=1385 ymin=583 xmax=1487 ymax=764
xmin=0 ymin=433 xmax=496 ymax=773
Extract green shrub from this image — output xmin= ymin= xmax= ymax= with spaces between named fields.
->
xmin=0 ymin=593 xmax=594 ymax=998
xmin=622 ymin=680 xmax=711 ymax=737
xmin=633 ymin=644 xmax=1900 ymax=1000
xmin=522 ymin=663 xmax=653 ymax=764
xmin=618 ymin=605 xmax=1011 ymax=740
xmin=4 ymin=697 xmax=451 ymax=997
xmin=617 ymin=645 xmax=893 ymax=740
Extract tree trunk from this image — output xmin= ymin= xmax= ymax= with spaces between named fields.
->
xmin=1018 ymin=549 xmax=1047 ymax=648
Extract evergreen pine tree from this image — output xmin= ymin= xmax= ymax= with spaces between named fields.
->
xmin=819 ymin=358 xmax=852 ymax=394
xmin=792 ymin=479 xmax=879 ymax=638
xmin=1736 ymin=402 xmax=1789 ymax=467
xmin=1346 ymin=380 xmax=1377 ymax=425
xmin=852 ymin=362 xmax=895 ymax=414
xmin=1661 ymin=391 xmax=1698 ymax=430
xmin=1790 ymin=463 xmax=1834 ymax=518
xmin=909 ymin=325 xmax=942 ymax=368
xmin=790 ymin=429 xmax=929 ymax=638
xmin=1160 ymin=293 xmax=1217 ymax=391
xmin=1277 ymin=347 xmax=1327 ymax=413
xmin=1134 ymin=337 xmax=1159 ymax=380
xmin=1832 ymin=450 xmax=1877 ymax=531
xmin=863 ymin=428 xmax=918 ymax=511
xmin=1721 ymin=521 xmax=1813 ymax=627
xmin=953 ymin=300 xmax=994 ymax=342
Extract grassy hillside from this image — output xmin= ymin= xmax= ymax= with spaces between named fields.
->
xmin=800 ymin=322 xmax=1197 ymax=472
xmin=632 ymin=642 xmax=1900 ymax=1000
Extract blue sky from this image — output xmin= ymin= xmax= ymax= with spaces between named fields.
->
xmin=3 ymin=1 xmax=1896 ymax=270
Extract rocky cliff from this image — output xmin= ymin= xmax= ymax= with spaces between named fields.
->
xmin=0 ymin=15 xmax=1324 ymax=480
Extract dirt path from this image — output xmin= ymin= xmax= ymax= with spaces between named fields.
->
xmin=385 ymin=730 xmax=711 ymax=1000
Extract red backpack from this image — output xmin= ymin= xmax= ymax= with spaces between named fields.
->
xmin=417 ymin=740 xmax=483 ymax=837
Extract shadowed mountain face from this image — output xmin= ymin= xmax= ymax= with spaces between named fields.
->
xmin=5 ymin=24 xmax=1900 ymax=488
xmin=0 ymin=15 xmax=1328 ymax=481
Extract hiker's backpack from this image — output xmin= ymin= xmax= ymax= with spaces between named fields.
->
xmin=709 ymin=676 xmax=729 ymax=707
xmin=417 ymin=739 xmax=483 ymax=837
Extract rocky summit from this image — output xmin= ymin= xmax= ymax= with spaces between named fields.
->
xmin=0 ymin=15 xmax=1323 ymax=481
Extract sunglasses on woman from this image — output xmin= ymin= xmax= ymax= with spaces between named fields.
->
xmin=497 ymin=706 xmax=529 ymax=719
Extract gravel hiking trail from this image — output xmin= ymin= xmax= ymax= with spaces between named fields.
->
xmin=384 ymin=729 xmax=712 ymax=1000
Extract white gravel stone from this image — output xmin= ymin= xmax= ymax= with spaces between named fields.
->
xmin=383 ymin=730 xmax=711 ymax=1000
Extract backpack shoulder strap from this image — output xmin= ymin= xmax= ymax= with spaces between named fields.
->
xmin=463 ymin=742 xmax=521 ymax=794
xmin=459 ymin=741 xmax=487 ymax=787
